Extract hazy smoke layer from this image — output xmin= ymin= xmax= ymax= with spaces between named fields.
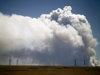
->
xmin=0 ymin=6 xmax=99 ymax=66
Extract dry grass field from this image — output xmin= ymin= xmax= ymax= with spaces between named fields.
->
xmin=0 ymin=65 xmax=100 ymax=75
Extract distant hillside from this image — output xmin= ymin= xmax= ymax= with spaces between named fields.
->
xmin=0 ymin=65 xmax=100 ymax=75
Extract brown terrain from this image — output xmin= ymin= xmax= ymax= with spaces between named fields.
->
xmin=0 ymin=65 xmax=100 ymax=75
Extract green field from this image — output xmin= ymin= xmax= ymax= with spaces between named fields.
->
xmin=0 ymin=65 xmax=100 ymax=75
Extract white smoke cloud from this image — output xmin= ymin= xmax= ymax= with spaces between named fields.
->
xmin=0 ymin=6 xmax=99 ymax=66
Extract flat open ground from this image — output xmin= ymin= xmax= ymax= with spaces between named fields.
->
xmin=0 ymin=65 xmax=100 ymax=75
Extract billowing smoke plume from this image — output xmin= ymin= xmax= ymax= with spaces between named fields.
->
xmin=0 ymin=6 xmax=99 ymax=66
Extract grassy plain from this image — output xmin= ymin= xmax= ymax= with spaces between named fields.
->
xmin=0 ymin=65 xmax=100 ymax=75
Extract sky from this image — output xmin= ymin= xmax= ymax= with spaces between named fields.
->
xmin=0 ymin=0 xmax=100 ymax=64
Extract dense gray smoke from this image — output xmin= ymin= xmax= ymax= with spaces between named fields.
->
xmin=0 ymin=6 xmax=99 ymax=66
